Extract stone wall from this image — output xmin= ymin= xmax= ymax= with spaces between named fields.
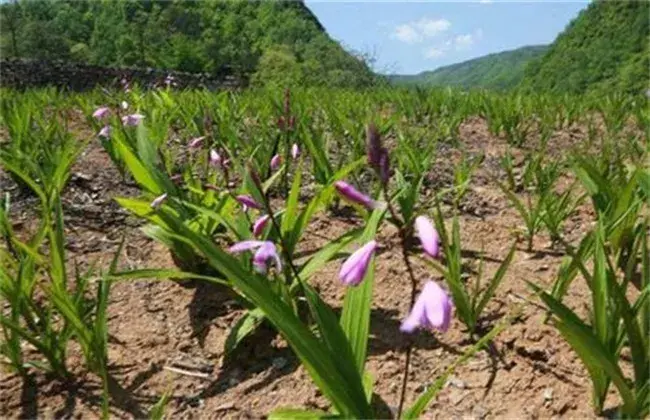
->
xmin=0 ymin=59 xmax=244 ymax=90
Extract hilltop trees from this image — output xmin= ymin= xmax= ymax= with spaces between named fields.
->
xmin=0 ymin=0 xmax=377 ymax=88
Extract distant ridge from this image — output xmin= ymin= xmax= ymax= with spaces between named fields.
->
xmin=390 ymin=45 xmax=548 ymax=90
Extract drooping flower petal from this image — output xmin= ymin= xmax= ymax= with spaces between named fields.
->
xmin=415 ymin=216 xmax=441 ymax=259
xmin=122 ymin=114 xmax=144 ymax=126
xmin=98 ymin=125 xmax=111 ymax=138
xmin=253 ymin=241 xmax=282 ymax=273
xmin=334 ymin=181 xmax=377 ymax=210
xmin=236 ymin=195 xmax=261 ymax=210
xmin=339 ymin=240 xmax=377 ymax=286
xmin=229 ymin=240 xmax=265 ymax=254
xmin=229 ymin=240 xmax=281 ymax=274
xmin=93 ymin=106 xmax=110 ymax=119
xmin=253 ymin=214 xmax=270 ymax=237
xmin=270 ymin=154 xmax=281 ymax=170
xmin=150 ymin=193 xmax=167 ymax=209
xmin=188 ymin=136 xmax=205 ymax=149
xmin=291 ymin=143 xmax=300 ymax=160
xmin=400 ymin=281 xmax=453 ymax=333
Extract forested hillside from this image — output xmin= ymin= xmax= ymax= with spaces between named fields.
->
xmin=522 ymin=0 xmax=649 ymax=94
xmin=0 ymin=0 xmax=377 ymax=88
xmin=390 ymin=45 xmax=547 ymax=90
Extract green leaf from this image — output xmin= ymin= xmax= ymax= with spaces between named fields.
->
xmin=474 ymin=242 xmax=516 ymax=320
xmin=301 ymin=283 xmax=371 ymax=414
xmin=530 ymin=283 xmax=636 ymax=415
xmin=281 ymin=160 xmax=303 ymax=237
xmin=403 ymin=315 xmax=512 ymax=419
xmin=149 ymin=390 xmax=172 ymax=420
xmin=153 ymin=210 xmax=372 ymax=418
xmin=113 ymin=134 xmax=162 ymax=194
xmin=298 ymin=228 xmax=363 ymax=280
xmin=109 ymin=269 xmax=228 ymax=286
xmin=268 ymin=408 xmax=336 ymax=419
xmin=224 ymin=308 xmax=266 ymax=357
xmin=362 ymin=371 xmax=374 ymax=404
xmin=339 ymin=209 xmax=384 ymax=375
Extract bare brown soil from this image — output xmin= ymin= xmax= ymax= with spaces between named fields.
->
xmin=0 ymin=117 xmax=619 ymax=419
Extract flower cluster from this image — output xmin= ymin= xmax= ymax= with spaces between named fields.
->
xmin=334 ymin=124 xmax=452 ymax=335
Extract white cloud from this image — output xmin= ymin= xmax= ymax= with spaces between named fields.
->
xmin=453 ymin=29 xmax=483 ymax=50
xmin=417 ymin=18 xmax=452 ymax=37
xmin=392 ymin=18 xmax=451 ymax=43
xmin=454 ymin=34 xmax=475 ymax=49
xmin=424 ymin=47 xmax=445 ymax=59
xmin=479 ymin=0 xmax=493 ymax=4
xmin=394 ymin=24 xmax=420 ymax=43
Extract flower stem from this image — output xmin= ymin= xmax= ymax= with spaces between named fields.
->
xmin=396 ymin=228 xmax=419 ymax=419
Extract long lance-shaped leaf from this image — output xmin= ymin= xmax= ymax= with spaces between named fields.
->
xmin=298 ymin=227 xmax=363 ymax=280
xmin=281 ymin=159 xmax=303 ymax=238
xmin=113 ymin=133 xmax=162 ymax=194
xmin=268 ymin=408 xmax=336 ymax=419
xmin=154 ymin=210 xmax=372 ymax=418
xmin=530 ymin=283 xmax=636 ymax=415
xmin=403 ymin=314 xmax=512 ymax=419
xmin=592 ymin=222 xmax=609 ymax=345
xmin=301 ymin=282 xmax=371 ymax=415
xmin=610 ymin=275 xmax=648 ymax=395
xmin=340 ymin=209 xmax=385 ymax=375
xmin=474 ymin=242 xmax=516 ymax=319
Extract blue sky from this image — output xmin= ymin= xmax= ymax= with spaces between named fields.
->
xmin=305 ymin=1 xmax=590 ymax=75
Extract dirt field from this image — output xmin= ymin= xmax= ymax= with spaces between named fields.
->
xmin=0 ymin=116 xmax=617 ymax=419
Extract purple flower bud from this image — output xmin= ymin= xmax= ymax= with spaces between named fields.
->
xmin=400 ymin=281 xmax=453 ymax=333
xmin=291 ymin=143 xmax=300 ymax=160
xmin=415 ymin=216 xmax=441 ymax=259
xmin=122 ymin=114 xmax=144 ymax=126
xmin=150 ymin=193 xmax=167 ymax=209
xmin=236 ymin=195 xmax=261 ymax=210
xmin=270 ymin=154 xmax=281 ymax=170
xmin=209 ymin=149 xmax=222 ymax=168
xmin=334 ymin=181 xmax=377 ymax=210
xmin=339 ymin=240 xmax=377 ymax=286
xmin=98 ymin=125 xmax=111 ymax=139
xmin=93 ymin=107 xmax=110 ymax=120
xmin=188 ymin=136 xmax=205 ymax=149
xmin=283 ymin=88 xmax=291 ymax=116
xmin=253 ymin=214 xmax=270 ymax=237
xmin=366 ymin=123 xmax=382 ymax=169
xmin=229 ymin=240 xmax=281 ymax=274
xmin=379 ymin=148 xmax=390 ymax=184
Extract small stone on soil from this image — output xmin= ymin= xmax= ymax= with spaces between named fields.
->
xmin=272 ymin=357 xmax=288 ymax=370
xmin=446 ymin=376 xmax=467 ymax=389
xmin=543 ymin=388 xmax=554 ymax=401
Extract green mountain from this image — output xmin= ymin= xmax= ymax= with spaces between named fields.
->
xmin=0 ymin=0 xmax=376 ymax=88
xmin=522 ymin=0 xmax=649 ymax=95
xmin=390 ymin=45 xmax=548 ymax=90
